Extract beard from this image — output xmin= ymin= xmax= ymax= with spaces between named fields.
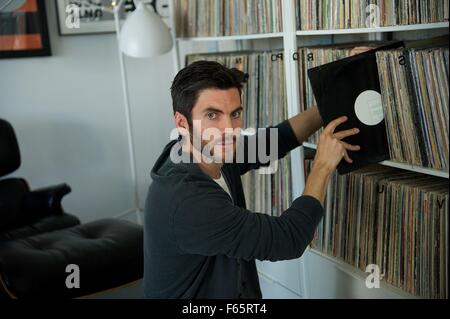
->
xmin=188 ymin=128 xmax=239 ymax=164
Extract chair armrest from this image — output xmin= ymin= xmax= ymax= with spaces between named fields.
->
xmin=24 ymin=183 xmax=71 ymax=217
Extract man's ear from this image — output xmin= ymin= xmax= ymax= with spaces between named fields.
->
xmin=174 ymin=112 xmax=191 ymax=144
xmin=174 ymin=112 xmax=189 ymax=131
xmin=174 ymin=112 xmax=191 ymax=149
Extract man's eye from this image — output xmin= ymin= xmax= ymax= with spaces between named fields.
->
xmin=207 ymin=112 xmax=217 ymax=120
xmin=232 ymin=111 xmax=242 ymax=119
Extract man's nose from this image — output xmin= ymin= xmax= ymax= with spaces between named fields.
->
xmin=220 ymin=116 xmax=234 ymax=132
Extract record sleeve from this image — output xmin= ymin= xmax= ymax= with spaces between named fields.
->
xmin=307 ymin=41 xmax=403 ymax=174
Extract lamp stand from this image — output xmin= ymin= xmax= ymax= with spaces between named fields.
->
xmin=113 ymin=0 xmax=142 ymax=225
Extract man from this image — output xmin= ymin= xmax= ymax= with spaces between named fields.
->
xmin=144 ymin=61 xmax=360 ymax=299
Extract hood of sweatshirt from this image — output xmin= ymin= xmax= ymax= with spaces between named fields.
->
xmin=150 ymin=139 xmax=217 ymax=188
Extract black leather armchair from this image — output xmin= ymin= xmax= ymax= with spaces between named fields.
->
xmin=0 ymin=119 xmax=80 ymax=241
xmin=0 ymin=119 xmax=143 ymax=298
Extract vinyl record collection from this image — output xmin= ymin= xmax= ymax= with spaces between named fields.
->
xmin=298 ymin=42 xmax=449 ymax=172
xmin=175 ymin=0 xmax=283 ymax=37
xmin=186 ymin=51 xmax=292 ymax=216
xmin=376 ymin=47 xmax=449 ymax=171
xmin=296 ymin=0 xmax=449 ymax=31
xmin=177 ymin=0 xmax=449 ymax=299
xmin=307 ymin=42 xmax=405 ymax=174
xmin=308 ymin=162 xmax=448 ymax=298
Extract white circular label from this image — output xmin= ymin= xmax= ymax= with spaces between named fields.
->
xmin=354 ymin=90 xmax=384 ymax=126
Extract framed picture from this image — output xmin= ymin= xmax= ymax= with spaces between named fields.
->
xmin=56 ymin=0 xmax=171 ymax=36
xmin=0 ymin=0 xmax=51 ymax=59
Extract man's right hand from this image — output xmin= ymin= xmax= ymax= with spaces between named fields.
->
xmin=303 ymin=116 xmax=360 ymax=206
xmin=313 ymin=116 xmax=360 ymax=174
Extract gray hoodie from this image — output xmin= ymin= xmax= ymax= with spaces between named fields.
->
xmin=143 ymin=120 xmax=324 ymax=299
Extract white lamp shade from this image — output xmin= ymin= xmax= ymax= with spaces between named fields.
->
xmin=119 ymin=2 xmax=173 ymax=58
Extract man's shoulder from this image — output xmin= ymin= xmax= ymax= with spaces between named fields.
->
xmin=148 ymin=163 xmax=235 ymax=211
xmin=148 ymin=159 xmax=213 ymax=204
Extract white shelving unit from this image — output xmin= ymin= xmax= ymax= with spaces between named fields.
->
xmin=176 ymin=32 xmax=284 ymax=42
xmin=307 ymin=248 xmax=420 ymax=299
xmin=303 ymin=142 xmax=318 ymax=149
xmin=296 ymin=22 xmax=449 ymax=35
xmin=168 ymin=0 xmax=449 ymax=299
xmin=380 ymin=160 xmax=449 ymax=179
xmin=303 ymin=142 xmax=450 ymax=179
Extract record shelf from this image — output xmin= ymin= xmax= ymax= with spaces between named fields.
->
xmin=168 ymin=0 xmax=449 ymax=299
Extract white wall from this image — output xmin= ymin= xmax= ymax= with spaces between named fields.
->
xmin=0 ymin=1 xmax=174 ymax=222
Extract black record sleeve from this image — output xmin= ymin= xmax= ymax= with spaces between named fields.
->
xmin=307 ymin=41 xmax=404 ymax=174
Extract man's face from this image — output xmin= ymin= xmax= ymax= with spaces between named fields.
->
xmin=185 ymin=88 xmax=243 ymax=162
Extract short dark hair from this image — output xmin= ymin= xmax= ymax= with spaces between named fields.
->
xmin=170 ymin=60 xmax=246 ymax=126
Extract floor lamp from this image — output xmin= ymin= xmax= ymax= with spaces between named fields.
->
xmin=108 ymin=0 xmax=173 ymax=224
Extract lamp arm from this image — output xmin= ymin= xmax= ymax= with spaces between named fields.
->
xmin=97 ymin=0 xmax=123 ymax=14
xmin=109 ymin=0 xmax=125 ymax=14
xmin=108 ymin=0 xmax=154 ymax=14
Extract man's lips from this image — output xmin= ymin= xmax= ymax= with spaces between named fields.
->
xmin=214 ymin=137 xmax=236 ymax=146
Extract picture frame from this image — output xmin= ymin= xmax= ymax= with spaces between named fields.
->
xmin=55 ymin=0 xmax=171 ymax=36
xmin=0 ymin=0 xmax=51 ymax=59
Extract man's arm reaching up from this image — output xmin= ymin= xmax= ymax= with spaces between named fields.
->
xmin=287 ymin=106 xmax=323 ymax=144
xmin=237 ymin=107 xmax=323 ymax=175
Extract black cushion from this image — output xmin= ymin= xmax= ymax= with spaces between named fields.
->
xmin=0 ymin=119 xmax=20 ymax=177
xmin=0 ymin=213 xmax=80 ymax=242
xmin=0 ymin=218 xmax=143 ymax=298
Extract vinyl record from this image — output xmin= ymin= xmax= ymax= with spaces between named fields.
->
xmin=307 ymin=41 xmax=403 ymax=174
